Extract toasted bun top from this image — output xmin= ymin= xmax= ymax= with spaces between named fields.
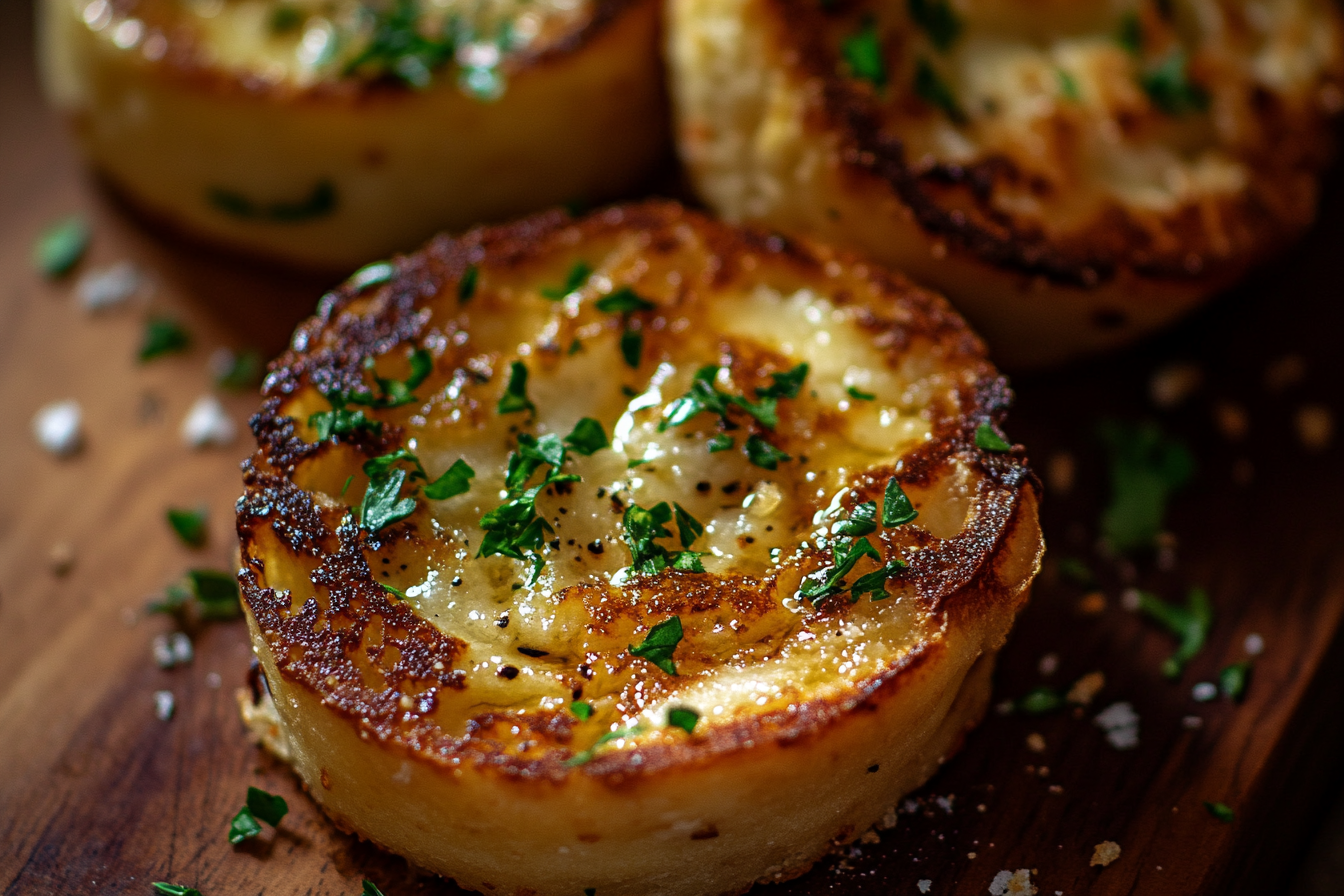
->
xmin=766 ymin=0 xmax=1344 ymax=285
xmin=238 ymin=201 xmax=1039 ymax=780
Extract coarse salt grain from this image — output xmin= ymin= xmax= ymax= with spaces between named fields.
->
xmin=1295 ymin=405 xmax=1334 ymax=452
xmin=1067 ymin=671 xmax=1105 ymax=706
xmin=181 ymin=394 xmax=237 ymax=448
xmin=935 ymin=795 xmax=955 ymax=814
xmin=205 ymin=671 xmax=222 ymax=689
xmin=1120 ymin=588 xmax=1142 ymax=611
xmin=1091 ymin=841 xmax=1121 ymax=867
xmin=1244 ymin=633 xmax=1265 ymax=656
xmin=918 ymin=881 xmax=932 ymax=894
xmin=153 ymin=690 xmax=175 ymax=721
xmin=169 ymin=631 xmax=193 ymax=665
xmin=1094 ymin=702 xmax=1140 ymax=750
xmin=75 ymin=260 xmax=146 ymax=311
xmin=1192 ymin=681 xmax=1218 ymax=702
xmin=1038 ymin=653 xmax=1059 ymax=676
xmin=989 ymin=868 xmax=1036 ymax=896
xmin=33 ymin=400 xmax=84 ymax=457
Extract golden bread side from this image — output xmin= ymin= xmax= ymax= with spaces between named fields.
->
xmin=39 ymin=0 xmax=668 ymax=269
xmin=666 ymin=0 xmax=1344 ymax=366
xmin=236 ymin=201 xmax=1043 ymax=895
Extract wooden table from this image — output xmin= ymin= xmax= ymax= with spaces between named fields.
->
xmin=4 ymin=3 xmax=1344 ymax=893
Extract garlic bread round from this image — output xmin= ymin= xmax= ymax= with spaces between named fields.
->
xmin=39 ymin=0 xmax=668 ymax=269
xmin=666 ymin=0 xmax=1344 ymax=367
xmin=236 ymin=201 xmax=1043 ymax=896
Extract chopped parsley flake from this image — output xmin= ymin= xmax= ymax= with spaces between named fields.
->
xmin=673 ymin=503 xmax=705 ymax=549
xmin=974 ymin=422 xmax=1012 ymax=452
xmin=309 ymin=407 xmax=383 ymax=441
xmin=497 ymin=360 xmax=536 ymax=416
xmin=139 ymin=317 xmax=190 ymax=361
xmin=1141 ymin=50 xmax=1209 ymax=115
xmin=570 ymin=700 xmax=594 ymax=721
xmin=1098 ymin=419 xmax=1194 ymax=553
xmin=166 ymin=506 xmax=208 ymax=547
xmin=360 ymin=455 xmax=418 ymax=533
xmin=801 ymin=536 xmax=880 ymax=605
xmin=34 ymin=215 xmax=90 ymax=277
xmin=152 ymin=885 xmax=202 ymax=896
xmin=668 ymin=706 xmax=699 ymax=734
xmin=744 ymin=435 xmax=791 ymax=470
xmin=707 ymin=434 xmax=734 ymax=453
xmin=215 ymin=349 xmax=264 ymax=391
xmin=458 ymin=264 xmax=478 ymax=303
xmin=914 ymin=57 xmax=965 ymax=123
xmin=566 ymin=725 xmax=643 ymax=767
xmin=833 ymin=501 xmax=878 ymax=538
xmin=269 ymin=5 xmax=304 ymax=33
xmin=629 ymin=616 xmax=684 ymax=676
xmin=1203 ymin=801 xmax=1235 ymax=823
xmin=850 ymin=560 xmax=906 ymax=601
xmin=312 ymin=348 xmax=435 ymax=440
xmin=594 ymin=286 xmax=656 ymax=314
xmin=541 ymin=261 xmax=592 ymax=300
xmin=478 ymin=433 xmax=579 ymax=570
xmin=564 ymin=417 xmax=610 ymax=456
xmin=1018 ymin=686 xmax=1064 ymax=714
xmin=1057 ymin=67 xmax=1081 ymax=101
xmin=1219 ymin=661 xmax=1251 ymax=702
xmin=1117 ymin=12 xmax=1143 ymax=54
xmin=343 ymin=0 xmax=455 ymax=88
xmin=422 ymin=458 xmax=475 ymax=500
xmin=381 ymin=582 xmax=408 ymax=600
xmin=622 ymin=502 xmax=704 ymax=576
xmin=207 ymin=180 xmax=336 ymax=222
xmin=843 ymin=19 xmax=886 ymax=87
xmin=1136 ymin=588 xmax=1212 ymax=679
xmin=883 ymin=478 xmax=919 ymax=526
xmin=245 ymin=786 xmax=288 ymax=826
xmin=620 ymin=327 xmax=643 ymax=369
xmin=149 ymin=569 xmax=241 ymax=622
xmin=227 ymin=808 xmax=262 ymax=844
xmin=846 ymin=385 xmax=876 ymax=401
xmin=362 ymin=882 xmax=387 ymax=896
xmin=908 ymin=0 xmax=962 ymax=52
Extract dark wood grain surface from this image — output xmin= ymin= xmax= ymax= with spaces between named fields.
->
xmin=4 ymin=3 xmax=1344 ymax=894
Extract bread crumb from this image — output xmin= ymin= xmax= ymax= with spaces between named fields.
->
xmin=1150 ymin=363 xmax=1202 ymax=408
xmin=48 ymin=542 xmax=76 ymax=576
xmin=1094 ymin=702 xmax=1139 ymax=750
xmin=989 ymin=868 xmax=1036 ymax=895
xmin=1090 ymin=841 xmax=1121 ymax=867
xmin=1066 ymin=671 xmax=1105 ymax=706
xmin=879 ymin=807 xmax=898 ymax=830
xmin=1264 ymin=354 xmax=1305 ymax=391
xmin=859 ymin=829 xmax=881 ymax=844
xmin=181 ymin=395 xmax=238 ymax=448
xmin=1212 ymin=401 xmax=1248 ymax=441
xmin=1026 ymin=732 xmax=1046 ymax=753
xmin=33 ymin=400 xmax=84 ymax=457
xmin=1047 ymin=453 xmax=1075 ymax=494
xmin=918 ymin=881 xmax=932 ymax=894
xmin=1296 ymin=405 xmax=1334 ymax=452
xmin=1077 ymin=593 xmax=1106 ymax=615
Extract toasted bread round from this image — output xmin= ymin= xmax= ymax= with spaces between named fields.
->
xmin=666 ymin=0 xmax=1344 ymax=367
xmin=235 ymin=201 xmax=1042 ymax=896
xmin=39 ymin=0 xmax=668 ymax=269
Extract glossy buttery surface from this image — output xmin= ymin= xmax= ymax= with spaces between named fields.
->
xmin=238 ymin=203 xmax=1042 ymax=895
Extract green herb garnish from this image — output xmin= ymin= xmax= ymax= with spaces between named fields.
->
xmin=541 ymin=261 xmax=592 ymax=300
xmin=744 ymin=435 xmax=791 ymax=470
xmin=148 ymin=569 xmax=240 ymax=621
xmin=139 ymin=317 xmax=190 ymax=361
xmin=974 ymin=422 xmax=1012 ymax=452
xmin=229 ymin=786 xmax=288 ymax=844
xmin=498 ymin=360 xmax=535 ymax=416
xmin=833 ymin=501 xmax=878 ymax=538
xmin=270 ymin=5 xmax=303 ymax=32
xmin=477 ymin=434 xmax=578 ymax=569
xmin=1204 ymin=801 xmax=1235 ymax=823
xmin=34 ymin=215 xmax=90 ymax=277
xmin=1141 ymin=50 xmax=1209 ymax=115
xmin=152 ymin=885 xmax=202 ymax=896
xmin=1057 ymin=556 xmax=1095 ymax=586
xmin=1098 ymin=419 xmax=1194 ymax=553
xmin=1136 ymin=587 xmax=1212 ymax=679
xmin=167 ymin=506 xmax=208 ymax=547
xmin=843 ymin=19 xmax=886 ymax=87
xmin=1057 ymin=67 xmax=1081 ymax=101
xmin=908 ymin=0 xmax=961 ymax=52
xmin=668 ymin=707 xmax=699 ymax=734
xmin=620 ymin=327 xmax=643 ymax=369
xmin=349 ymin=260 xmax=395 ymax=292
xmin=423 ymin=459 xmax=475 ymax=500
xmin=1117 ymin=12 xmax=1143 ymax=54
xmin=208 ymin=180 xmax=336 ymax=222
xmin=570 ymin=700 xmax=594 ymax=721
xmin=563 ymin=417 xmax=609 ymax=456
xmin=883 ymin=478 xmax=919 ymax=526
xmin=594 ymin=286 xmax=655 ymax=314
xmin=1018 ymin=686 xmax=1064 ymax=714
xmin=707 ymin=434 xmax=734 ymax=452
xmin=381 ymin=582 xmax=408 ymax=600
xmin=343 ymin=0 xmax=455 ymax=88
xmin=914 ymin=58 xmax=965 ymax=123
xmin=362 ymin=882 xmax=387 ymax=896
xmin=458 ymin=264 xmax=478 ymax=303
xmin=673 ymin=503 xmax=704 ymax=548
xmin=629 ymin=616 xmax=684 ymax=675
xmin=846 ymin=385 xmax=876 ymax=401
xmin=309 ymin=407 xmax=383 ymax=441
xmin=361 ymin=457 xmax=418 ymax=533
xmin=621 ymin=502 xmax=704 ymax=575
xmin=216 ymin=349 xmax=264 ymax=391
xmin=801 ymin=536 xmax=881 ymax=604
xmin=1219 ymin=661 xmax=1251 ymax=702
xmin=566 ymin=725 xmax=643 ymax=767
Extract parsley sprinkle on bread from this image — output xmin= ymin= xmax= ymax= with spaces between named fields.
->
xmin=39 ymin=0 xmax=668 ymax=269
xmin=236 ymin=202 xmax=1043 ymax=896
xmin=666 ymin=0 xmax=1344 ymax=366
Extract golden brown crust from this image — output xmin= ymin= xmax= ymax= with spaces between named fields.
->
xmin=237 ymin=200 xmax=1038 ymax=783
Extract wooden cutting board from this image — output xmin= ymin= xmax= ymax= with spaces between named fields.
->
xmin=4 ymin=4 xmax=1344 ymax=894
